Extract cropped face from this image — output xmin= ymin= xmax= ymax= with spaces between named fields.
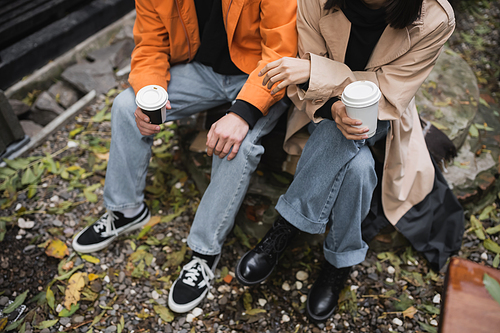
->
xmin=362 ymin=0 xmax=386 ymax=9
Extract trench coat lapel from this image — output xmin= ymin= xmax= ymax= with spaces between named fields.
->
xmin=367 ymin=26 xmax=412 ymax=69
xmin=318 ymin=9 xmax=412 ymax=70
xmin=318 ymin=10 xmax=350 ymax=63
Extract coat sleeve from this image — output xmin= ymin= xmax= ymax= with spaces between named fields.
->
xmin=235 ymin=0 xmax=298 ymax=115
xmin=128 ymin=0 xmax=171 ymax=94
xmin=289 ymin=0 xmax=455 ymax=122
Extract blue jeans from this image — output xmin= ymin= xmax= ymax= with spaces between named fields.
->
xmin=103 ymin=61 xmax=288 ymax=254
xmin=275 ymin=120 xmax=388 ymax=268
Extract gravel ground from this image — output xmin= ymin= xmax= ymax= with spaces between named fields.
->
xmin=1 ymin=1 xmax=500 ymax=332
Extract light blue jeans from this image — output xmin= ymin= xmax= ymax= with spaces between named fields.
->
xmin=103 ymin=61 xmax=288 ymax=255
xmin=275 ymin=120 xmax=388 ymax=268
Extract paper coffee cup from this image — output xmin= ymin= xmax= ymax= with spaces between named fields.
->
xmin=135 ymin=85 xmax=169 ymax=125
xmin=341 ymin=81 xmax=381 ymax=138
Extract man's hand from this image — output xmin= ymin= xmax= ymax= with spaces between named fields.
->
xmin=331 ymin=101 xmax=369 ymax=140
xmin=206 ymin=112 xmax=250 ymax=161
xmin=259 ymin=57 xmax=311 ymax=95
xmin=134 ymin=100 xmax=171 ymax=136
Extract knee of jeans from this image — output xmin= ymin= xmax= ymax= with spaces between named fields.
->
xmin=111 ymin=88 xmax=136 ymax=124
xmin=239 ymin=138 xmax=264 ymax=159
xmin=347 ymin=149 xmax=376 ymax=186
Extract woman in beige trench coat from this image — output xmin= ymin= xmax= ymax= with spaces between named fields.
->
xmin=235 ymin=0 xmax=456 ymax=322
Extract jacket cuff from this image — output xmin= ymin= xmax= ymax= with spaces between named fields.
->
xmin=314 ymin=97 xmax=339 ymax=121
xmin=228 ymin=100 xmax=263 ymax=129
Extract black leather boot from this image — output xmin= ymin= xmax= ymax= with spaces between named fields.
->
xmin=236 ymin=216 xmax=298 ymax=286
xmin=306 ymin=261 xmax=351 ymax=322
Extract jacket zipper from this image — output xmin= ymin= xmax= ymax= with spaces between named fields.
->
xmin=175 ymin=0 xmax=192 ymax=61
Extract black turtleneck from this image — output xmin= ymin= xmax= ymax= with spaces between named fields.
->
xmin=315 ymin=0 xmax=387 ymax=120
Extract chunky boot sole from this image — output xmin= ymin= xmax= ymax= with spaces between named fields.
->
xmin=235 ymin=251 xmax=276 ymax=286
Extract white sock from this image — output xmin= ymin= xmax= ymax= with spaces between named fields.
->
xmin=119 ymin=203 xmax=144 ymax=218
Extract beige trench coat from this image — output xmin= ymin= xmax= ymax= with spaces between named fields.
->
xmin=284 ymin=0 xmax=455 ymax=225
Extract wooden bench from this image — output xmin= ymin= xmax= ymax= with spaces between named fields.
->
xmin=439 ymin=257 xmax=500 ymax=333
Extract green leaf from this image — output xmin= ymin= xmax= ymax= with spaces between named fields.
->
xmin=418 ymin=303 xmax=440 ymax=315
xmin=5 ymin=318 xmax=24 ymax=331
xmin=59 ymin=303 xmax=79 ymax=317
xmin=418 ymin=321 xmax=437 ymax=333
xmin=486 ymin=224 xmax=500 ymax=235
xmin=36 ymin=319 xmax=59 ymax=329
xmin=55 ymin=264 xmax=84 ymax=281
xmin=3 ymin=290 xmax=28 ymax=314
xmin=69 ymin=127 xmax=85 ymax=138
xmin=81 ymin=254 xmax=100 ymax=264
xmin=46 ymin=287 xmax=55 ymax=310
xmin=493 ymin=253 xmax=499 ymax=269
xmin=83 ymin=184 xmax=101 ymax=203
xmin=483 ymin=273 xmax=500 ymax=306
xmin=117 ymin=316 xmax=124 ymax=333
xmin=470 ymin=215 xmax=485 ymax=240
xmin=21 ymin=167 xmax=38 ymax=185
xmin=245 ymin=308 xmax=266 ymax=315
xmin=469 ymin=124 xmax=479 ymax=138
xmin=233 ymin=224 xmax=251 ymax=249
xmin=154 ymin=305 xmax=174 ymax=322
xmin=484 ymin=239 xmax=500 ymax=254
xmin=90 ymin=311 xmax=104 ymax=327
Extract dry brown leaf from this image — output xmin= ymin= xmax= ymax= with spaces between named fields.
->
xmin=64 ymin=272 xmax=88 ymax=309
xmin=144 ymin=215 xmax=162 ymax=228
xmin=62 ymin=261 xmax=74 ymax=271
xmin=45 ymin=239 xmax=69 ymax=259
xmin=403 ymin=306 xmax=418 ymax=319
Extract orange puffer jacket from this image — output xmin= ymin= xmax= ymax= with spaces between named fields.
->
xmin=129 ymin=0 xmax=298 ymax=114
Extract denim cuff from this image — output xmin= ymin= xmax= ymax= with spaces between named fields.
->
xmin=275 ymin=195 xmax=328 ymax=234
xmin=323 ymin=242 xmax=368 ymax=268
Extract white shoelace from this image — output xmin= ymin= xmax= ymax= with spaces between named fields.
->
xmin=181 ymin=257 xmax=215 ymax=288
xmin=92 ymin=212 xmax=119 ymax=237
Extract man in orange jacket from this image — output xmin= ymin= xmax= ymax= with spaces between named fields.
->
xmin=72 ymin=0 xmax=297 ymax=313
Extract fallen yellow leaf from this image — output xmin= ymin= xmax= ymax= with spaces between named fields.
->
xmin=81 ymin=254 xmax=100 ymax=264
xmin=88 ymin=273 xmax=100 ymax=281
xmin=64 ymin=272 xmax=88 ymax=309
xmin=45 ymin=239 xmax=69 ymax=259
xmin=95 ymin=152 xmax=110 ymax=161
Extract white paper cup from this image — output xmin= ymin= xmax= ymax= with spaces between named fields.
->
xmin=135 ymin=85 xmax=169 ymax=125
xmin=341 ymin=81 xmax=381 ymax=138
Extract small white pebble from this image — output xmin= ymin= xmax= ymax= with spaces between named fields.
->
xmin=103 ymin=275 xmax=110 ymax=283
xmin=206 ymin=292 xmax=214 ymax=300
xmin=67 ymin=141 xmax=78 ymax=148
xmin=433 ymin=294 xmax=441 ymax=304
xmin=186 ymin=314 xmax=195 ymax=323
xmin=295 ymin=281 xmax=303 ymax=290
xmin=296 ymin=271 xmax=309 ymax=281
xmin=282 ymin=314 xmax=290 ymax=322
xmin=282 ymin=282 xmax=291 ymax=291
xmin=130 ymin=289 xmax=136 ymax=295
xmin=351 ymin=270 xmax=359 ymax=279
xmin=258 ymin=299 xmax=267 ymax=307
xmin=407 ymin=260 xmax=414 ymax=265
xmin=343 ymin=320 xmax=349 ymax=327
xmin=16 ymin=235 xmax=23 ymax=240
xmin=430 ymin=319 xmax=438 ymax=326
xmin=387 ymin=266 xmax=396 ymax=275
xmin=191 ymin=307 xmax=203 ymax=317
xmin=101 ymin=264 xmax=109 ymax=271
xmin=386 ymin=278 xmax=393 ymax=283
xmin=393 ymin=318 xmax=403 ymax=326
xmin=15 ymin=203 xmax=22 ymax=211
xmin=56 ymin=304 xmax=63 ymax=313
xmin=481 ymin=252 xmax=488 ymax=260
xmin=152 ymin=290 xmax=159 ymax=300
xmin=174 ymin=182 xmax=182 ymax=189
xmin=50 ymin=195 xmax=59 ymax=202
xmin=153 ymin=139 xmax=163 ymax=146
xmin=300 ymin=295 xmax=307 ymax=303
xmin=351 ymin=285 xmax=359 ymax=291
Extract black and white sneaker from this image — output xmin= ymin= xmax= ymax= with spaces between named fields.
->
xmin=72 ymin=204 xmax=150 ymax=253
xmin=168 ymin=254 xmax=220 ymax=313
